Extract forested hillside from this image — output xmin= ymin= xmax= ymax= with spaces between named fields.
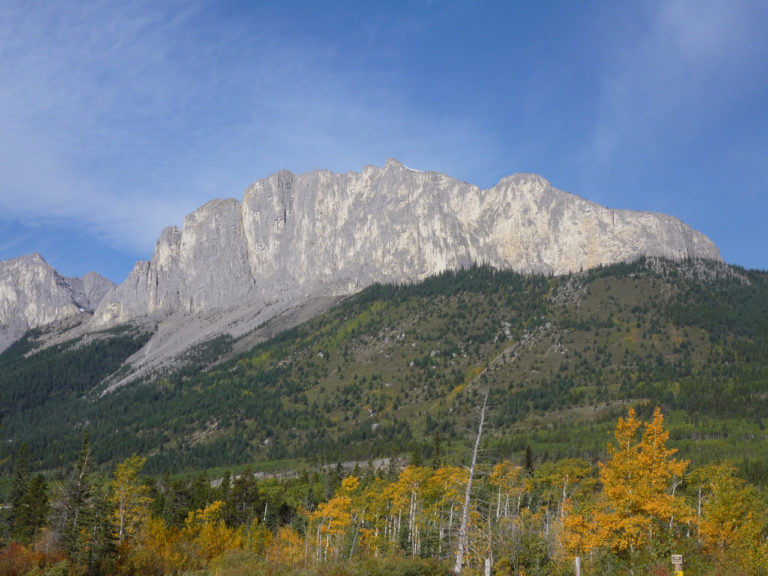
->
xmin=1 ymin=258 xmax=768 ymax=479
xmin=3 ymin=257 xmax=768 ymax=574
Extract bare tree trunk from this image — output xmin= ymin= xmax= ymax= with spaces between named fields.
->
xmin=454 ymin=391 xmax=488 ymax=575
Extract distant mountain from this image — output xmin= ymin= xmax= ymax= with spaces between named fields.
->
xmin=83 ymin=159 xmax=720 ymax=378
xmin=0 ymin=253 xmax=114 ymax=351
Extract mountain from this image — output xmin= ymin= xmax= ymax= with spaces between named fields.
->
xmin=2 ymin=258 xmax=767 ymax=479
xmin=0 ymin=253 xmax=114 ymax=352
xmin=85 ymin=159 xmax=720 ymax=378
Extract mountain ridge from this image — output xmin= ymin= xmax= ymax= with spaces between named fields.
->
xmin=1 ymin=160 xmax=721 ymax=364
xmin=89 ymin=159 xmax=720 ymax=377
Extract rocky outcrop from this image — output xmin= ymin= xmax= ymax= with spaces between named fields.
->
xmin=93 ymin=159 xmax=721 ymax=331
xmin=0 ymin=253 xmax=114 ymax=351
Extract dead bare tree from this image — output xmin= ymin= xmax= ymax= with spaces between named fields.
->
xmin=454 ymin=390 xmax=489 ymax=575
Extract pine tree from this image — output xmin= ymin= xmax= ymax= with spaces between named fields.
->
xmin=9 ymin=443 xmax=31 ymax=542
xmin=60 ymin=431 xmax=93 ymax=557
xmin=218 ymin=470 xmax=232 ymax=504
xmin=523 ymin=445 xmax=535 ymax=477
xmin=15 ymin=473 xmax=49 ymax=543
xmin=57 ymin=431 xmax=117 ymax=574
xmin=83 ymin=489 xmax=117 ymax=575
xmin=431 ymin=432 xmax=443 ymax=469
xmin=191 ymin=471 xmax=211 ymax=511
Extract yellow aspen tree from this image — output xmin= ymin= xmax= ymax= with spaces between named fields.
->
xmin=534 ymin=458 xmax=594 ymax=521
xmin=489 ymin=459 xmax=529 ymax=570
xmin=381 ymin=466 xmax=426 ymax=555
xmin=561 ymin=497 xmax=600 ymax=558
xmin=692 ymin=462 xmax=766 ymax=572
xmin=310 ymin=475 xmax=358 ymax=561
xmin=128 ymin=515 xmax=185 ymax=575
xmin=465 ymin=503 xmax=490 ymax=572
xmin=390 ymin=465 xmax=431 ymax=557
xmin=424 ymin=466 xmax=468 ymax=558
xmin=533 ymin=457 xmax=595 ymax=565
xmin=489 ymin=460 xmax=526 ymax=521
xmin=358 ymin=477 xmax=390 ymax=557
xmin=183 ymin=500 xmax=243 ymax=563
xmin=246 ymin=516 xmax=273 ymax=558
xmin=110 ymin=454 xmax=152 ymax=544
xmin=594 ymin=407 xmax=690 ymax=555
xmin=268 ymin=525 xmax=305 ymax=568
xmin=382 ymin=474 xmax=404 ymax=549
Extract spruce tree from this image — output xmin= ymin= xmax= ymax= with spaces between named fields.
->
xmin=57 ymin=431 xmax=115 ymax=573
xmin=524 ymin=445 xmax=535 ymax=477
xmin=60 ymin=431 xmax=93 ymax=558
xmin=9 ymin=443 xmax=31 ymax=542
xmin=15 ymin=473 xmax=48 ymax=543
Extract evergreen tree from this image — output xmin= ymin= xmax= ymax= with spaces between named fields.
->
xmin=15 ymin=473 xmax=48 ymax=544
xmin=218 ymin=470 xmax=232 ymax=504
xmin=224 ymin=470 xmax=259 ymax=527
xmin=431 ymin=432 xmax=442 ymax=469
xmin=60 ymin=431 xmax=93 ymax=557
xmin=524 ymin=445 xmax=535 ymax=477
xmin=9 ymin=443 xmax=30 ymax=541
xmin=84 ymin=489 xmax=117 ymax=575
xmin=56 ymin=431 xmax=117 ymax=574
xmin=191 ymin=471 xmax=211 ymax=511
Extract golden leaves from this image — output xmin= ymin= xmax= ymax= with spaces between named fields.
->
xmin=575 ymin=407 xmax=691 ymax=555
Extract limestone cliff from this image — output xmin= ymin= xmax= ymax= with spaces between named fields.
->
xmin=93 ymin=159 xmax=721 ymax=330
xmin=0 ymin=253 xmax=114 ymax=351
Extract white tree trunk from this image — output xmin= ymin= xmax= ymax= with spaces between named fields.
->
xmin=454 ymin=391 xmax=488 ymax=574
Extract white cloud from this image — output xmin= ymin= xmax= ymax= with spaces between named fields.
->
xmin=592 ymin=0 xmax=767 ymax=162
xmin=0 ymin=0 xmax=497 ymax=258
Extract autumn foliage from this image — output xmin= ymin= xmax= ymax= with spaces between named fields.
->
xmin=2 ymin=407 xmax=768 ymax=575
xmin=566 ymin=408 xmax=691 ymax=555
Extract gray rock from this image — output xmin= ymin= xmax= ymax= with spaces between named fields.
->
xmin=87 ymin=160 xmax=719 ymax=374
xmin=0 ymin=253 xmax=115 ymax=351
xmin=94 ymin=159 xmax=719 ymax=327
xmin=1 ymin=160 xmax=721 ymax=371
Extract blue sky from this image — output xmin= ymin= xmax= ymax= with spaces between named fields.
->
xmin=1 ymin=0 xmax=766 ymax=282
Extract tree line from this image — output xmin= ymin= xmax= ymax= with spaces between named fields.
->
xmin=2 ymin=407 xmax=767 ymax=575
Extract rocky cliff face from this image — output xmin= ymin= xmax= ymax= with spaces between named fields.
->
xmin=1 ymin=160 xmax=722 ymax=375
xmin=0 ymin=253 xmax=114 ymax=351
xmin=93 ymin=159 xmax=721 ymax=330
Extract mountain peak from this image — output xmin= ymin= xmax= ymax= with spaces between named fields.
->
xmin=2 ymin=161 xmax=721 ymax=365
xmin=0 ymin=254 xmax=115 ymax=352
xmin=83 ymin=161 xmax=720 ymax=375
xmin=384 ymin=157 xmax=405 ymax=169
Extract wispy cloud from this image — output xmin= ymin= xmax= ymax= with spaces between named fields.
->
xmin=592 ymin=0 xmax=767 ymax=162
xmin=0 ymin=1 xmax=218 ymax=250
xmin=0 ymin=0 xmax=497 ymax=259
